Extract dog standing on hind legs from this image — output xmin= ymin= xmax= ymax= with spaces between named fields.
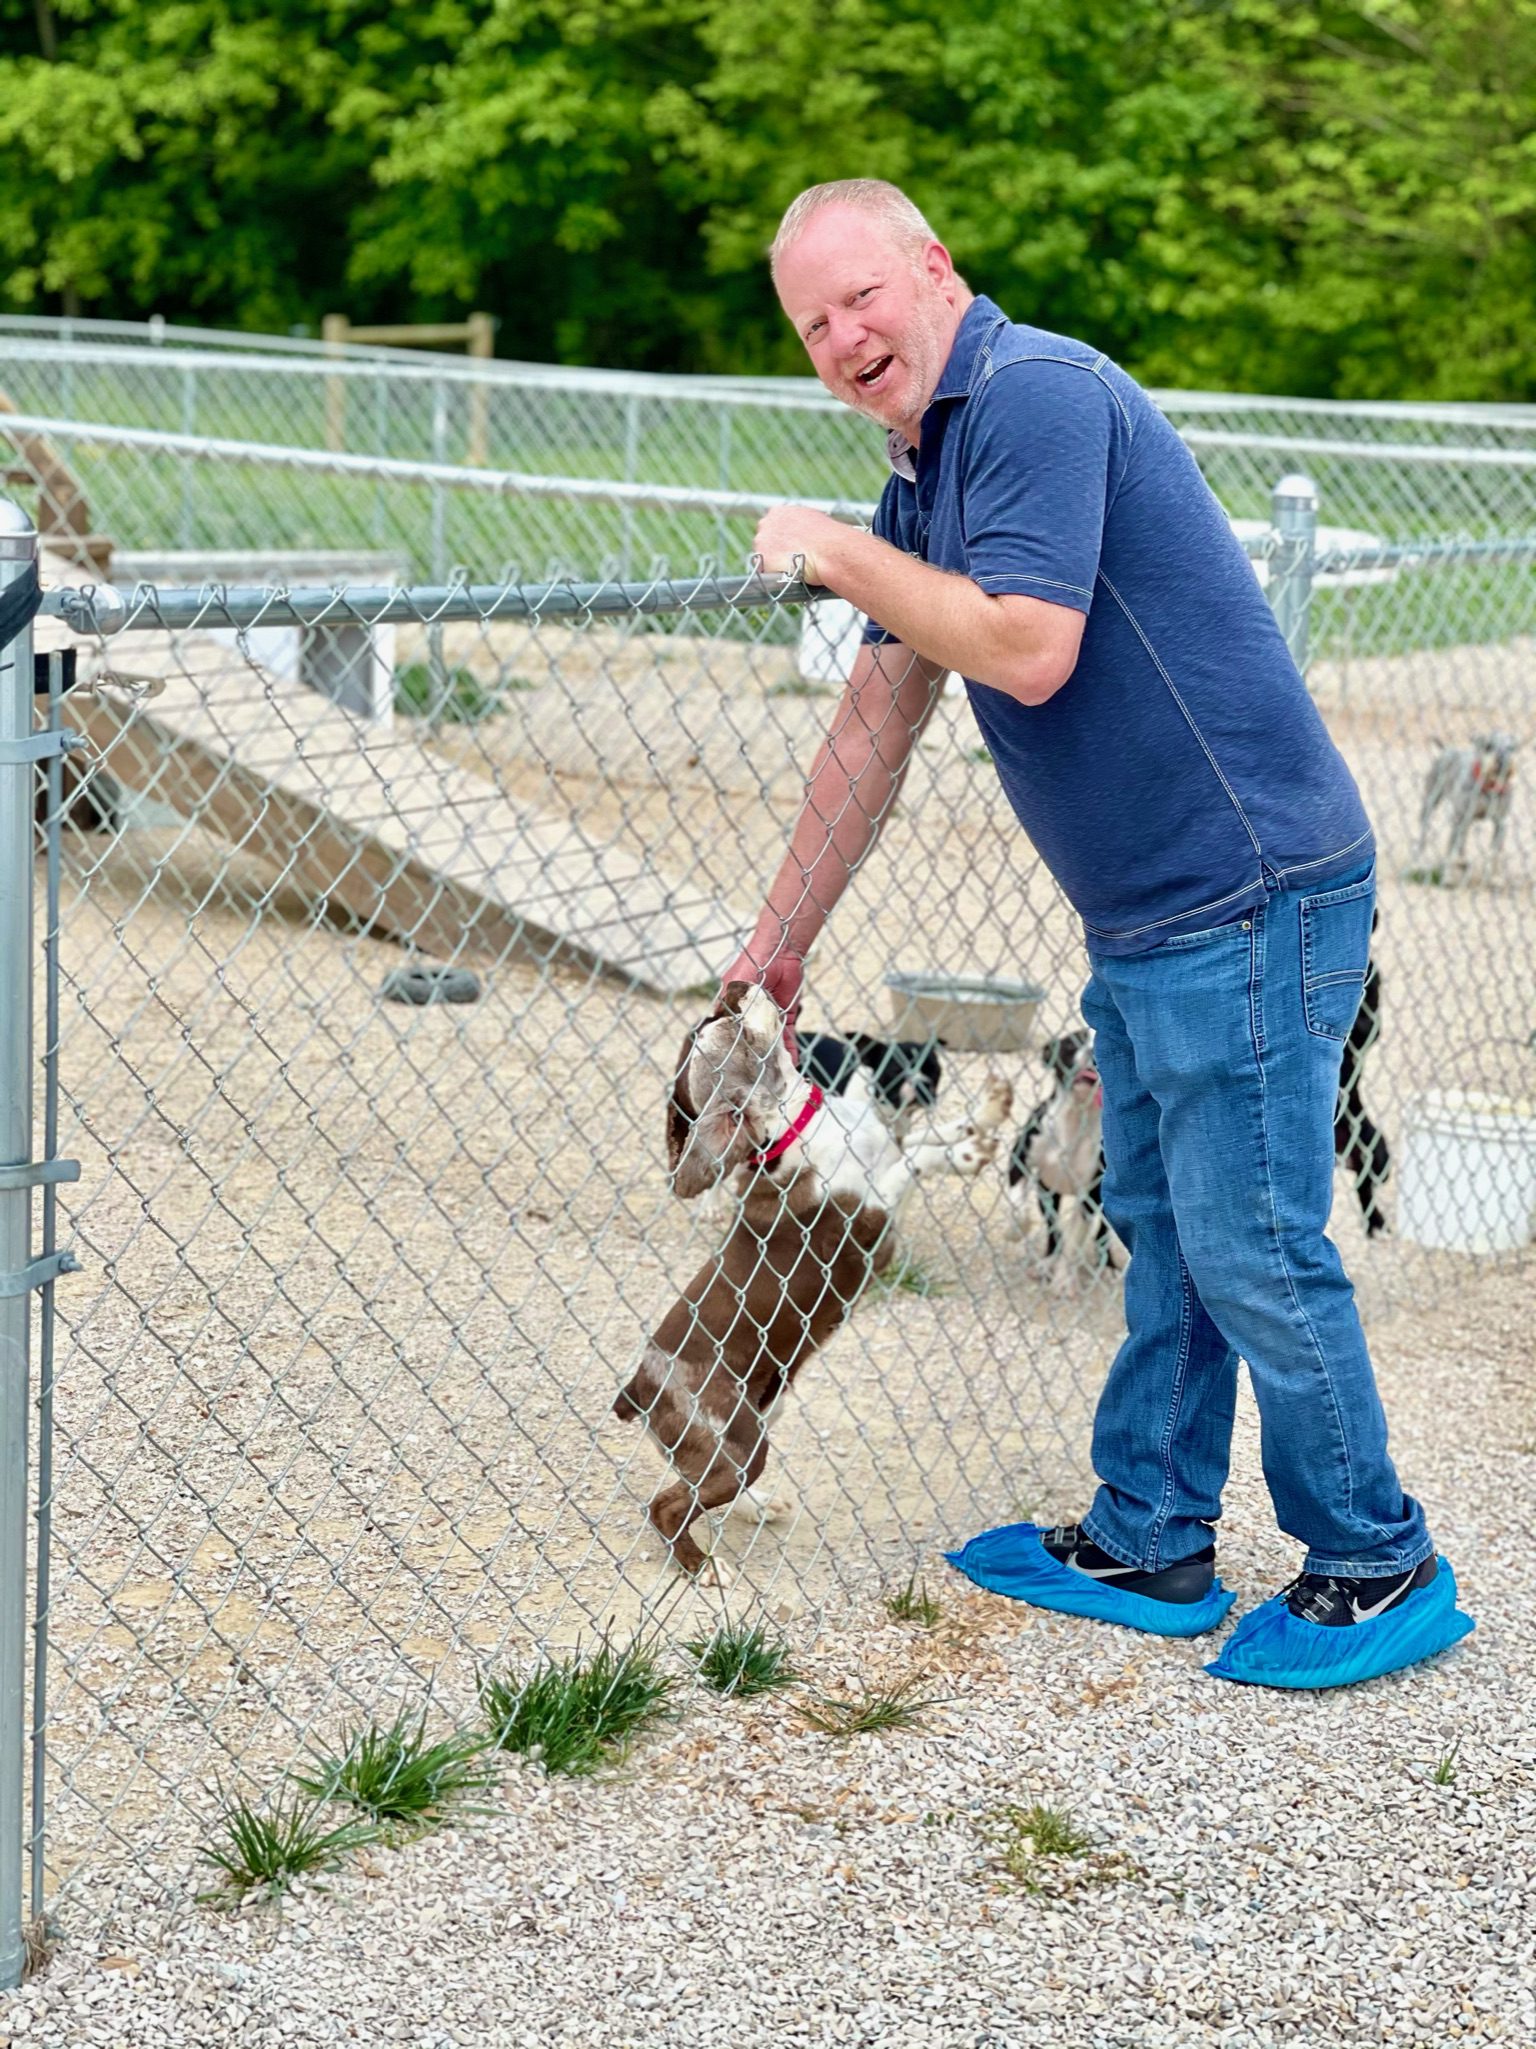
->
xmin=1007 ymin=1029 xmax=1124 ymax=1288
xmin=613 ymin=981 xmax=1011 ymax=1581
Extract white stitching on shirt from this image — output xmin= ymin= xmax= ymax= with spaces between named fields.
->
xmin=1097 ymin=569 xmax=1264 ymax=860
xmin=1271 ymin=830 xmax=1374 ymax=879
xmin=978 ymin=354 xmax=1135 ymax=441
xmin=975 ymin=573 xmax=1094 ymax=600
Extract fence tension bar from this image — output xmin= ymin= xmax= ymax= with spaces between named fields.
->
xmin=0 ymin=1162 xmax=78 ymax=1193
xmin=0 ymin=731 xmax=81 ymax=766
xmin=0 ymin=1254 xmax=80 ymax=1302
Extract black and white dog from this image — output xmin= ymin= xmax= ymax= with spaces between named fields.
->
xmin=797 ymin=1031 xmax=944 ymax=1125
xmin=1007 ymin=1030 xmax=1123 ymax=1286
xmin=1336 ymin=932 xmax=1390 ymax=1237
xmin=1007 ymin=947 xmax=1390 ymax=1261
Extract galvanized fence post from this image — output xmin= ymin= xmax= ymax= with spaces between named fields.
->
xmin=1270 ymin=471 xmax=1319 ymax=673
xmin=0 ymin=501 xmax=38 ymax=1985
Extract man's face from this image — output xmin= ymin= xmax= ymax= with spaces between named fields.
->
xmin=774 ymin=208 xmax=962 ymax=438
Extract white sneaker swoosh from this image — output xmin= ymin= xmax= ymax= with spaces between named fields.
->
xmin=1348 ymin=1576 xmax=1414 ymax=1622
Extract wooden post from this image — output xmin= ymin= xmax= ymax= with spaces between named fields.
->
xmin=466 ymin=312 xmax=493 ymax=466
xmin=322 ymin=313 xmax=349 ymax=452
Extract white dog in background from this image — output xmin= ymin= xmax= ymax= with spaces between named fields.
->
xmin=1417 ymin=732 xmax=1518 ymax=875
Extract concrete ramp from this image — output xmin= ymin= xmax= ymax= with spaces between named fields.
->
xmin=35 ymin=578 xmax=745 ymax=997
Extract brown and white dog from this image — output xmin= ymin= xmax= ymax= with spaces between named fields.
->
xmin=613 ymin=982 xmax=1011 ymax=1579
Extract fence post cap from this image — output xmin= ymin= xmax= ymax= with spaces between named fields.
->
xmin=1271 ymin=472 xmax=1319 ymax=511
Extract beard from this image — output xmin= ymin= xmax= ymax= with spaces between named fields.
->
xmin=840 ymin=286 xmax=953 ymax=436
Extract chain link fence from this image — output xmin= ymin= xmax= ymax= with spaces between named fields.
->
xmin=0 ymin=421 xmax=1530 ymax=1962
xmin=4 ymin=321 xmax=1535 ymax=573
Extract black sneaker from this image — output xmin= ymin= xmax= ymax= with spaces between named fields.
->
xmin=1282 ymin=1555 xmax=1439 ymax=1627
xmin=1040 ymin=1523 xmax=1217 ymax=1606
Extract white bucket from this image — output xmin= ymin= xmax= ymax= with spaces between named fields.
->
xmin=1397 ymin=1090 xmax=1536 ymax=1254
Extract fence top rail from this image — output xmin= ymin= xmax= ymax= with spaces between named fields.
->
xmin=0 ymin=338 xmax=855 ymax=412
xmin=3 ymin=322 xmax=1536 ymax=435
xmin=0 ymin=413 xmax=878 ymax=518
xmin=1179 ymin=426 xmax=1536 ymax=469
xmin=39 ymin=570 xmax=817 ymax=635
xmin=35 ymin=528 xmax=1536 ymax=637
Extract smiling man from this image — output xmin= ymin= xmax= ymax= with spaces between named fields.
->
xmin=722 ymin=178 xmax=1473 ymax=1692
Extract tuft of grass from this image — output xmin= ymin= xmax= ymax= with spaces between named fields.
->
xmin=991 ymin=1803 xmax=1114 ymax=1893
xmin=22 ymin=1915 xmax=56 ymax=1979
xmin=393 ymin=662 xmax=520 ymax=723
xmin=196 ymin=1786 xmax=379 ymax=1907
xmin=1402 ymin=863 xmax=1446 ymax=887
xmin=291 ymin=1710 xmax=499 ymax=1838
xmin=684 ymin=1620 xmax=798 ymax=1698
xmin=968 ymin=746 xmax=993 ymax=765
xmin=869 ymin=1249 xmax=953 ymax=1298
xmin=479 ymin=1633 xmax=675 ymax=1776
xmin=884 ymin=1573 xmax=942 ymax=1628
xmin=798 ymin=1671 xmax=944 ymax=1741
xmin=1431 ymin=1738 xmax=1462 ymax=1786
xmin=1009 ymin=1803 xmax=1094 ymax=1860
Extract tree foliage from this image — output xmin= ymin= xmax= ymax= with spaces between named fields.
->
xmin=1 ymin=0 xmax=1532 ymax=397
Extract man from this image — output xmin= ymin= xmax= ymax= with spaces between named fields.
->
xmin=721 ymin=179 xmax=1473 ymax=1690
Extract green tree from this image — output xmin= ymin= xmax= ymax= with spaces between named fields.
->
xmin=0 ymin=0 xmax=1531 ymax=398
xmin=0 ymin=0 xmax=463 ymax=330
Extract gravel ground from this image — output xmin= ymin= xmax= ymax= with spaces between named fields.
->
xmin=14 ymin=598 xmax=1532 ymax=2041
xmin=2 ymin=1274 xmax=1530 ymax=2049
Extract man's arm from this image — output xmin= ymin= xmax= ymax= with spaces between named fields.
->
xmin=755 ymin=509 xmax=1084 ymax=707
xmin=720 ymin=635 xmax=946 ymax=1029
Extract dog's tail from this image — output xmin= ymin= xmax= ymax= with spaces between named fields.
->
xmin=612 ymin=1376 xmax=646 ymax=1422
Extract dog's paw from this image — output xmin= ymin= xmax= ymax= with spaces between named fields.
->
xmin=948 ymin=1134 xmax=997 ymax=1176
xmin=698 ymin=1554 xmax=735 ymax=1593
xmin=718 ymin=1487 xmax=792 ymax=1529
xmin=1048 ymin=1261 xmax=1085 ymax=1299
xmin=974 ymin=1072 xmax=1014 ymax=1132
xmin=729 ymin=1486 xmax=792 ymax=1525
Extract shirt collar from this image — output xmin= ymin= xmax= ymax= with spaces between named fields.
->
xmin=882 ymin=294 xmax=1005 ymax=480
xmin=884 ymin=429 xmax=917 ymax=482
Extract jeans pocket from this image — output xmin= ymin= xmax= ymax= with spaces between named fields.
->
xmin=1300 ymin=873 xmax=1374 ymax=1040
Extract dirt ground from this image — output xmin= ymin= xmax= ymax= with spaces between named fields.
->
xmin=26 ymin=602 xmax=1533 ymax=1928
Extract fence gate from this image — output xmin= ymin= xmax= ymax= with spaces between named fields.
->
xmin=0 ymin=474 xmax=1531 ymax=1969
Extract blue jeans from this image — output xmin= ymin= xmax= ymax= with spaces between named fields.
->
xmin=1077 ymin=860 xmax=1433 ymax=1579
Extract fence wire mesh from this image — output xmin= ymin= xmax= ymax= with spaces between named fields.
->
xmin=3 ymin=325 xmax=1535 ymax=582
xmin=0 ymin=437 xmax=1531 ymax=1947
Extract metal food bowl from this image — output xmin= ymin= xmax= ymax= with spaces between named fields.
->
xmin=883 ymin=971 xmax=1046 ymax=1054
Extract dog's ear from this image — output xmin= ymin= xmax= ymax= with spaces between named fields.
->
xmin=667 ymin=1024 xmax=755 ymax=1200
xmin=667 ymin=1031 xmax=702 ymax=1184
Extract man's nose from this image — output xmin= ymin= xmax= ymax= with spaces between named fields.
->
xmin=828 ymin=310 xmax=871 ymax=359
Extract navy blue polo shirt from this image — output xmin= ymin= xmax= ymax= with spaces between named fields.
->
xmin=864 ymin=296 xmax=1372 ymax=952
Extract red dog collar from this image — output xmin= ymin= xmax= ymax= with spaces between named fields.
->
xmin=746 ymin=1085 xmax=824 ymax=1169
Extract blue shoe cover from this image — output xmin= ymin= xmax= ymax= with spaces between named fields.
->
xmin=944 ymin=1521 xmax=1237 ymax=1639
xmin=1205 ymin=1555 xmax=1475 ymax=1691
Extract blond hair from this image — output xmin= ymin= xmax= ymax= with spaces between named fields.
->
xmin=768 ymin=180 xmax=937 ymax=273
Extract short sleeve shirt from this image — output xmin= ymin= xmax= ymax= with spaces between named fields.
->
xmin=863 ymin=297 xmax=1372 ymax=951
